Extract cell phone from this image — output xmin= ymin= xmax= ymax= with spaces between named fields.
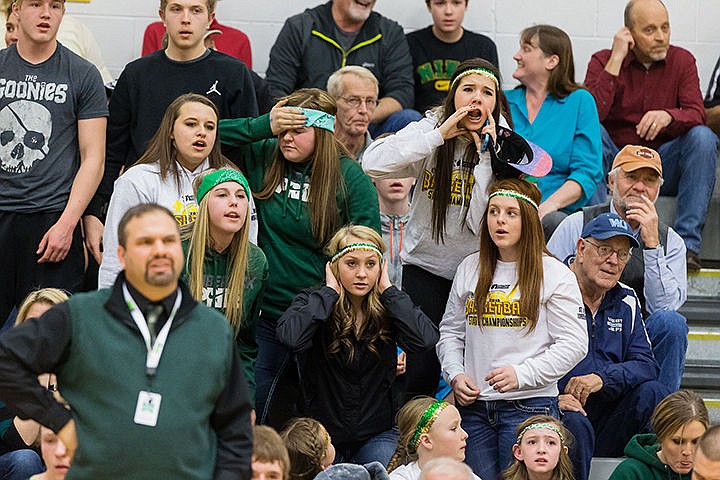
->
xmin=481 ymin=119 xmax=490 ymax=152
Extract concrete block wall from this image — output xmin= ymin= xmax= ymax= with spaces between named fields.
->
xmin=61 ymin=0 xmax=720 ymax=94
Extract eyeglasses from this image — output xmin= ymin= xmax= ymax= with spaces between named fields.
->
xmin=583 ymin=239 xmax=631 ymax=263
xmin=339 ymin=96 xmax=378 ymax=109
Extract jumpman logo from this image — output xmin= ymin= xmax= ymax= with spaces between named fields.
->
xmin=206 ymin=81 xmax=221 ymax=96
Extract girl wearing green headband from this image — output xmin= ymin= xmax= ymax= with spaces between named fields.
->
xmin=436 ymin=177 xmax=586 ymax=479
xmin=219 ymin=88 xmax=380 ymax=427
xmin=362 ymin=58 xmax=513 ymax=401
xmin=504 ymin=415 xmax=573 ymax=480
xmin=276 ymin=225 xmax=437 ymax=467
xmin=99 ymin=93 xmax=259 ymax=288
xmin=388 ymin=396 xmax=477 ymax=480
xmin=181 ymin=168 xmax=268 ymax=405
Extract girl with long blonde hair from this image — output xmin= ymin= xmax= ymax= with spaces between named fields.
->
xmin=219 ymin=88 xmax=380 ymax=426
xmin=436 ymin=178 xmax=587 ymax=480
xmin=276 ymin=225 xmax=437 ymax=467
xmin=180 ymin=168 xmax=268 ymax=405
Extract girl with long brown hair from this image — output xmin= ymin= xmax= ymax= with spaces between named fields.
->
xmin=503 ymin=415 xmax=574 ymax=480
xmin=436 ymin=178 xmax=586 ymax=480
xmin=99 ymin=93 xmax=258 ymax=288
xmin=219 ymin=89 xmax=380 ymax=426
xmin=362 ymin=58 xmax=511 ymax=400
xmin=276 ymin=225 xmax=437 ymax=467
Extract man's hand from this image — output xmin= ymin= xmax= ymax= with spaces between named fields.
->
xmin=558 ymin=393 xmax=587 ymax=416
xmin=564 ymin=374 xmax=603 ymax=405
xmin=37 ymin=219 xmax=74 ymax=263
xmin=610 ymin=27 xmax=634 ymax=62
xmin=450 ymin=373 xmax=480 ymax=406
xmin=485 ymin=366 xmax=519 ymax=394
xmin=636 ymin=110 xmax=673 ymax=141
xmin=625 ymin=194 xmax=660 ymax=248
xmin=57 ymin=419 xmax=78 ymax=463
xmin=83 ymin=215 xmax=104 ymax=264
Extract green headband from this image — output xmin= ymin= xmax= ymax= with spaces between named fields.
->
xmin=330 ymin=242 xmax=382 ymax=263
xmin=516 ymin=423 xmax=565 ymax=446
xmin=299 ymin=108 xmax=335 ymax=132
xmin=450 ymin=68 xmax=499 ymax=90
xmin=488 ymin=189 xmax=539 ymax=211
xmin=411 ymin=401 xmax=450 ymax=449
xmin=196 ymin=169 xmax=250 ymax=204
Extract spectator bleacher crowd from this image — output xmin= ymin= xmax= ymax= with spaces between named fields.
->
xmin=0 ymin=0 xmax=719 ymax=479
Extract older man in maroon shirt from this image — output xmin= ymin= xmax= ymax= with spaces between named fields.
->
xmin=585 ymin=0 xmax=718 ymax=271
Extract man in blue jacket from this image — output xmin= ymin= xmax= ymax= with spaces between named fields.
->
xmin=265 ymin=0 xmax=419 ymax=136
xmin=560 ymin=213 xmax=669 ymax=480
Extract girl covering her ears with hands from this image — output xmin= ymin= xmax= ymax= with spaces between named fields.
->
xmin=387 ymin=396 xmax=479 ymax=480
xmin=276 ymin=225 xmax=438 ymax=467
xmin=362 ymin=58 xmax=512 ymax=401
xmin=436 ymin=178 xmax=586 ymax=480
xmin=218 ymin=89 xmax=380 ymax=427
xmin=502 ymin=415 xmax=574 ymax=480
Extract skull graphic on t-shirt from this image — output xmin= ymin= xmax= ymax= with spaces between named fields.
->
xmin=0 ymin=100 xmax=52 ymax=174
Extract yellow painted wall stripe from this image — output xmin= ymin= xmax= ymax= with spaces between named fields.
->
xmin=688 ymin=332 xmax=720 ymax=341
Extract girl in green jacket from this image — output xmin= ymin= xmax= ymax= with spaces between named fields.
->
xmin=219 ymin=88 xmax=381 ymax=426
xmin=182 ymin=168 xmax=268 ymax=410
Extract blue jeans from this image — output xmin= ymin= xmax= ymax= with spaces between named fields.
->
xmin=0 ymin=449 xmax=43 ymax=480
xmin=562 ymin=380 xmax=669 ymax=480
xmin=368 ymin=109 xmax=422 ymax=137
xmin=596 ymin=125 xmax=718 ymax=252
xmin=459 ymin=397 xmax=559 ymax=480
xmin=645 ymin=310 xmax=688 ymax=392
xmin=334 ymin=428 xmax=399 ymax=467
xmin=255 ymin=317 xmax=296 ymax=426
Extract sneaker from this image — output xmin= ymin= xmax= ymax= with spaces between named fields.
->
xmin=687 ymin=250 xmax=702 ymax=272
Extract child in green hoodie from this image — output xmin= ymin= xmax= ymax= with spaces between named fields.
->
xmin=609 ymin=390 xmax=709 ymax=480
xmin=182 ymin=168 xmax=268 ymax=410
xmin=219 ymin=89 xmax=381 ymax=427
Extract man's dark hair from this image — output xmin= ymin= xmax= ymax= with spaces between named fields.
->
xmin=117 ymin=203 xmax=176 ymax=248
xmin=698 ymin=425 xmax=720 ymax=461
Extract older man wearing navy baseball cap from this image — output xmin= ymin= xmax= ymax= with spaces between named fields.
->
xmin=558 ymin=213 xmax=669 ymax=480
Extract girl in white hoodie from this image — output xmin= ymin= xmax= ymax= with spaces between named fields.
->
xmin=436 ymin=178 xmax=586 ymax=480
xmin=99 ymin=93 xmax=257 ymax=287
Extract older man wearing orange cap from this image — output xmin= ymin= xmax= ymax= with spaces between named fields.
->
xmin=548 ymin=145 xmax=688 ymax=394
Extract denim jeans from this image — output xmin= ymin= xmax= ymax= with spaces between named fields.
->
xmin=368 ymin=109 xmax=422 ymax=137
xmin=595 ymin=125 xmax=718 ymax=253
xmin=334 ymin=428 xmax=399 ymax=467
xmin=459 ymin=396 xmax=559 ymax=480
xmin=0 ymin=449 xmax=43 ymax=480
xmin=645 ymin=309 xmax=688 ymax=392
xmin=562 ymin=380 xmax=669 ymax=480
xmin=255 ymin=317 xmax=297 ymax=427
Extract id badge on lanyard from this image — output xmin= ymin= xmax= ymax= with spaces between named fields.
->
xmin=123 ymin=284 xmax=181 ymax=427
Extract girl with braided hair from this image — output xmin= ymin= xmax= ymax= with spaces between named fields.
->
xmin=281 ymin=417 xmax=335 ymax=480
xmin=388 ymin=396 xmax=477 ymax=480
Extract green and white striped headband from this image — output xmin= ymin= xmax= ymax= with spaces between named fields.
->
xmin=488 ymin=189 xmax=539 ymax=211
xmin=330 ymin=242 xmax=382 ymax=263
xmin=450 ymin=68 xmax=499 ymax=90
xmin=517 ymin=422 xmax=565 ymax=445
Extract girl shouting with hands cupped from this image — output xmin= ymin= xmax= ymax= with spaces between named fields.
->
xmin=362 ymin=58 xmax=511 ymax=401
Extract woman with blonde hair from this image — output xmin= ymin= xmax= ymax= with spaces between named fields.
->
xmin=181 ymin=168 xmax=268 ymax=405
xmin=99 ymin=93 xmax=258 ymax=288
xmin=609 ymin=390 xmax=710 ymax=480
xmin=436 ymin=178 xmax=586 ymax=479
xmin=276 ymin=225 xmax=437 ymax=466
xmin=220 ymin=88 xmax=380 ymax=425
xmin=388 ymin=396 xmax=477 ymax=480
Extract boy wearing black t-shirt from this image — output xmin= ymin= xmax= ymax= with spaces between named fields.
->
xmin=407 ymin=0 xmax=499 ymax=113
